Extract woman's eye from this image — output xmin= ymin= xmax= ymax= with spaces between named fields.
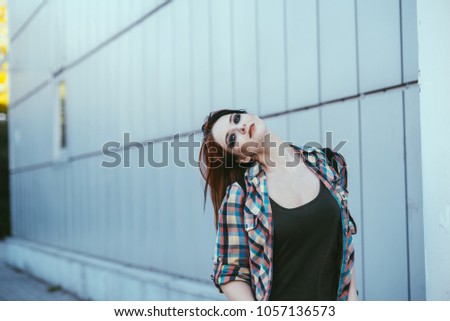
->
xmin=229 ymin=133 xmax=236 ymax=148
xmin=233 ymin=114 xmax=240 ymax=124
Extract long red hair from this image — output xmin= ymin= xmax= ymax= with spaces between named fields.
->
xmin=199 ymin=109 xmax=251 ymax=230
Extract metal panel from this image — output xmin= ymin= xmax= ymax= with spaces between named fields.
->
xmin=84 ymin=1 xmax=96 ymax=58
xmin=52 ymin=167 xmax=62 ymax=246
xmin=149 ymin=142 xmax=165 ymax=269
xmin=210 ymin=0 xmax=233 ymax=110
xmin=42 ymin=85 xmax=56 ymax=165
xmin=232 ymin=0 xmax=259 ymax=115
xmin=74 ymin=159 xmax=85 ymax=252
xmin=157 ymin=144 xmax=177 ymax=271
xmin=124 ymin=149 xmax=141 ymax=265
xmin=85 ymin=55 xmax=97 ymax=155
xmin=126 ymin=26 xmax=146 ymax=142
xmin=321 ymin=100 xmax=364 ymax=299
xmin=64 ymin=69 xmax=79 ymax=156
xmin=88 ymin=157 xmax=100 ymax=255
xmin=27 ymin=172 xmax=34 ymax=240
xmin=104 ymin=152 xmax=118 ymax=258
xmin=64 ymin=0 xmax=79 ymax=63
xmin=8 ymin=107 xmax=19 ymax=169
xmin=118 ymin=158 xmax=132 ymax=261
xmin=287 ymin=108 xmax=321 ymax=148
xmin=191 ymin=0 xmax=213 ymax=132
xmin=93 ymin=0 xmax=108 ymax=49
xmin=7 ymin=0 xmax=44 ymax=39
xmin=83 ymin=158 xmax=93 ymax=253
xmin=144 ymin=0 xmax=160 ymax=13
xmin=155 ymin=3 xmax=175 ymax=137
xmin=118 ymin=33 xmax=133 ymax=144
xmin=47 ymin=0 xmax=65 ymax=72
xmin=9 ymin=85 xmax=53 ymax=169
xmin=65 ymin=159 xmax=75 ymax=252
xmin=173 ymin=0 xmax=193 ymax=134
xmin=69 ymin=161 xmax=79 ymax=250
xmin=35 ymin=168 xmax=48 ymax=242
xmin=7 ymin=108 xmax=16 ymax=169
xmin=68 ymin=60 xmax=82 ymax=156
xmin=30 ymin=170 xmax=38 ymax=241
xmin=9 ymin=3 xmax=49 ymax=105
xmin=360 ymin=91 xmax=409 ymax=300
xmin=103 ymin=40 xmax=120 ymax=147
xmin=54 ymin=165 xmax=66 ymax=247
xmin=98 ymin=155 xmax=113 ymax=259
xmin=401 ymin=0 xmax=419 ymax=82
xmin=126 ymin=0 xmax=144 ymax=34
xmin=257 ymin=0 xmax=286 ymax=115
xmin=285 ymin=0 xmax=320 ymax=108
xmin=17 ymin=174 xmax=24 ymax=237
xmin=173 ymin=145 xmax=196 ymax=277
xmin=403 ymin=86 xmax=425 ymax=300
xmin=319 ymin=0 xmax=358 ymax=101
xmin=357 ymin=0 xmax=402 ymax=92
xmin=92 ymin=49 xmax=107 ymax=152
xmin=77 ymin=0 xmax=88 ymax=63
xmin=10 ymin=174 xmax=18 ymax=237
xmin=191 ymin=132 xmax=216 ymax=280
xmin=133 ymin=159 xmax=152 ymax=267
xmin=141 ymin=9 xmax=160 ymax=140
xmin=264 ymin=115 xmax=289 ymax=144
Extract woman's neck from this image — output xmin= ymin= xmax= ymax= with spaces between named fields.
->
xmin=257 ymin=132 xmax=298 ymax=175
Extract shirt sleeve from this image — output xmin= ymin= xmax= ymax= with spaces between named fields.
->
xmin=210 ymin=182 xmax=252 ymax=294
xmin=332 ymin=151 xmax=348 ymax=193
xmin=339 ymin=232 xmax=356 ymax=301
xmin=333 ymin=151 xmax=357 ymax=236
xmin=334 ymin=151 xmax=358 ymax=301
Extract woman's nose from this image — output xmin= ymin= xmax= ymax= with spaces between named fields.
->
xmin=239 ymin=123 xmax=247 ymax=134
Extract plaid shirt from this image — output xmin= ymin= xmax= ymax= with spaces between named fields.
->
xmin=210 ymin=144 xmax=357 ymax=301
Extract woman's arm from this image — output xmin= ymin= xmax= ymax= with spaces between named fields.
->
xmin=347 ymin=265 xmax=359 ymax=301
xmin=221 ymin=280 xmax=256 ymax=301
xmin=333 ymin=150 xmax=359 ymax=301
xmin=211 ymin=183 xmax=254 ymax=300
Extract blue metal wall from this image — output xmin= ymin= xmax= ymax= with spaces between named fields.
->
xmin=7 ymin=0 xmax=423 ymax=300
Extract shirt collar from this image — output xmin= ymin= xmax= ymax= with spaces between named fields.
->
xmin=245 ymin=160 xmax=262 ymax=180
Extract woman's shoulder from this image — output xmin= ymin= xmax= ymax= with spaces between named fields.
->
xmin=224 ymin=180 xmax=246 ymax=201
xmin=219 ymin=181 xmax=246 ymax=215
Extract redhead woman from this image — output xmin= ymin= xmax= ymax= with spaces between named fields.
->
xmin=199 ymin=109 xmax=358 ymax=301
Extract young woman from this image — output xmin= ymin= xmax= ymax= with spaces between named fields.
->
xmin=199 ymin=109 xmax=358 ymax=301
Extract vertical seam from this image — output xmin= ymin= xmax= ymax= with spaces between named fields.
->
xmin=402 ymin=90 xmax=411 ymax=300
xmin=399 ymin=0 xmax=405 ymax=84
xmin=354 ymin=0 xmax=361 ymax=94
xmin=255 ymin=0 xmax=261 ymax=115
xmin=316 ymin=0 xmax=322 ymax=102
xmin=230 ymin=0 xmax=236 ymax=108
xmin=399 ymin=0 xmax=410 ymax=300
xmin=208 ymin=0 xmax=213 ymax=111
xmin=283 ymin=0 xmax=288 ymax=111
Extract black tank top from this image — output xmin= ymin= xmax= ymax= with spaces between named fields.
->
xmin=268 ymin=179 xmax=341 ymax=301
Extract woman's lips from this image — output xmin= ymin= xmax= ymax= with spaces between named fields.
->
xmin=249 ymin=123 xmax=255 ymax=138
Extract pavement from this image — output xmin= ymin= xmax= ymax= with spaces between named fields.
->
xmin=0 ymin=240 xmax=83 ymax=301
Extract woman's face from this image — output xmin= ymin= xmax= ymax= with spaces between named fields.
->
xmin=211 ymin=112 xmax=267 ymax=161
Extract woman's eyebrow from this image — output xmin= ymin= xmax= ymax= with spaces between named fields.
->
xmin=225 ymin=114 xmax=233 ymax=145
